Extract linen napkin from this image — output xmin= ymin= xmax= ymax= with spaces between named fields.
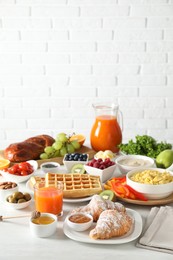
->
xmin=136 ymin=206 xmax=173 ymax=254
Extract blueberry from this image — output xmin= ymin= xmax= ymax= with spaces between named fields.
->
xmin=65 ymin=154 xmax=69 ymax=160
xmin=84 ymin=154 xmax=87 ymax=160
xmin=74 ymin=155 xmax=78 ymax=161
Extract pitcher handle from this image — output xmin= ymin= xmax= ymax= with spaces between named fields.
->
xmin=118 ymin=110 xmax=123 ymax=132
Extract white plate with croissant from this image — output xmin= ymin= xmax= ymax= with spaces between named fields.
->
xmin=63 ymin=195 xmax=143 ymax=244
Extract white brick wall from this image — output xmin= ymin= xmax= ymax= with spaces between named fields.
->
xmin=0 ymin=0 xmax=173 ymax=149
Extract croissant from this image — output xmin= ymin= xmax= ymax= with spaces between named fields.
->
xmin=4 ymin=134 xmax=55 ymax=162
xmin=71 ymin=194 xmax=126 ymax=222
xmin=89 ymin=209 xmax=133 ymax=240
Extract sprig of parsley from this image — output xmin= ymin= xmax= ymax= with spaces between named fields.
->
xmin=119 ymin=135 xmax=172 ymax=158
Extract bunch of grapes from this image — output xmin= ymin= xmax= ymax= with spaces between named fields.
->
xmin=40 ymin=133 xmax=81 ymax=159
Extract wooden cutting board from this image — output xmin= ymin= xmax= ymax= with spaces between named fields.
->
xmin=0 ymin=146 xmax=96 ymax=168
xmin=117 ymin=193 xmax=173 ymax=206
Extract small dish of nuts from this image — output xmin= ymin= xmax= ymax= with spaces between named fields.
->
xmin=5 ymin=191 xmax=32 ymax=210
xmin=0 ymin=181 xmax=18 ymax=201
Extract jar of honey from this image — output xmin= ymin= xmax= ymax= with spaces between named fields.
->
xmin=90 ymin=103 xmax=123 ymax=153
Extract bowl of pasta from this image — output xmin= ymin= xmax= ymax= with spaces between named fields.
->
xmin=126 ymin=168 xmax=173 ymax=200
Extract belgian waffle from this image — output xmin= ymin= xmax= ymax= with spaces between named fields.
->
xmin=45 ymin=173 xmax=102 ymax=198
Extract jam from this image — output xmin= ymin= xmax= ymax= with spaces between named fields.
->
xmin=69 ymin=214 xmax=91 ymax=224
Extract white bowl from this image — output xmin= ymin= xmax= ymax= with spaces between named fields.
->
xmin=115 ymin=155 xmax=155 ymax=174
xmin=66 ymin=213 xmax=93 ymax=232
xmin=63 ymin=153 xmax=89 ymax=172
xmin=84 ymin=164 xmax=116 ymax=183
xmin=30 ymin=213 xmax=57 ymax=238
xmin=126 ymin=167 xmax=173 ymax=200
xmin=5 ymin=195 xmax=32 ymax=209
xmin=0 ymin=160 xmax=38 ymax=183
xmin=0 ymin=182 xmax=18 ymax=201
xmin=40 ymin=162 xmax=60 ymax=173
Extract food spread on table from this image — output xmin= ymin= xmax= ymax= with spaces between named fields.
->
xmin=0 ymin=125 xmax=173 ymax=245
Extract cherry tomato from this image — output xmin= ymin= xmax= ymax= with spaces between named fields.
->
xmin=8 ymin=164 xmax=19 ymax=174
xmin=20 ymin=170 xmax=28 ymax=176
xmin=6 ymin=162 xmax=33 ymax=176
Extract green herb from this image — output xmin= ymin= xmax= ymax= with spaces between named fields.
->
xmin=119 ymin=135 xmax=172 ymax=158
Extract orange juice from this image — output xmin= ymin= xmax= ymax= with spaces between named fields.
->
xmin=90 ymin=115 xmax=122 ymax=153
xmin=34 ymin=185 xmax=63 ymax=216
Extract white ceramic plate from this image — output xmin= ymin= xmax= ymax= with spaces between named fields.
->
xmin=26 ymin=176 xmax=39 ymax=194
xmin=63 ymin=196 xmax=93 ymax=203
xmin=63 ymin=208 xmax=142 ymax=244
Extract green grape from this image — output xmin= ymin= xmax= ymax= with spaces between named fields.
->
xmin=40 ymin=153 xmax=49 ymax=159
xmin=71 ymin=140 xmax=81 ymax=150
xmin=56 ymin=133 xmax=68 ymax=143
xmin=52 ymin=141 xmax=63 ymax=150
xmin=44 ymin=146 xmax=55 ymax=155
xmin=66 ymin=143 xmax=75 ymax=154
xmin=52 ymin=150 xmax=60 ymax=158
xmin=60 ymin=146 xmax=67 ymax=156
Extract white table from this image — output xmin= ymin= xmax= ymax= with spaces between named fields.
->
xmin=0 ymin=169 xmax=173 ymax=260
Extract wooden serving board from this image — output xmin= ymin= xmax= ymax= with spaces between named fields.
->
xmin=0 ymin=146 xmax=96 ymax=168
xmin=117 ymin=193 xmax=173 ymax=206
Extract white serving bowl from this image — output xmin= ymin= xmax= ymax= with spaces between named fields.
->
xmin=5 ymin=195 xmax=32 ymax=209
xmin=30 ymin=213 xmax=57 ymax=238
xmin=63 ymin=153 xmax=89 ymax=172
xmin=115 ymin=155 xmax=155 ymax=174
xmin=84 ymin=163 xmax=116 ymax=183
xmin=0 ymin=160 xmax=38 ymax=183
xmin=0 ymin=182 xmax=18 ymax=202
xmin=126 ymin=167 xmax=173 ymax=200
xmin=66 ymin=213 xmax=93 ymax=232
xmin=40 ymin=162 xmax=60 ymax=173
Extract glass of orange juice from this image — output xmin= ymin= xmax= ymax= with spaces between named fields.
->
xmin=34 ymin=181 xmax=63 ymax=216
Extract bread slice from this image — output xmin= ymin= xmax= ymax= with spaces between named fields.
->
xmin=29 ymin=176 xmax=45 ymax=189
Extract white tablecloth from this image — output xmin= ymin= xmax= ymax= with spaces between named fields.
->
xmin=0 ymin=168 xmax=173 ymax=260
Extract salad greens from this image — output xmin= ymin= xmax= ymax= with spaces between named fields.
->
xmin=119 ymin=135 xmax=172 ymax=158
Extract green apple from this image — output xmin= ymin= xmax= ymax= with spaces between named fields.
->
xmin=156 ymin=149 xmax=173 ymax=169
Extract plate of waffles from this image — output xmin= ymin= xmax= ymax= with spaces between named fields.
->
xmin=26 ymin=172 xmax=102 ymax=203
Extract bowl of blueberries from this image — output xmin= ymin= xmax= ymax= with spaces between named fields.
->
xmin=63 ymin=153 xmax=89 ymax=173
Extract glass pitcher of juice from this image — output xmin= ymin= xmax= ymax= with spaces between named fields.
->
xmin=90 ymin=103 xmax=123 ymax=153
